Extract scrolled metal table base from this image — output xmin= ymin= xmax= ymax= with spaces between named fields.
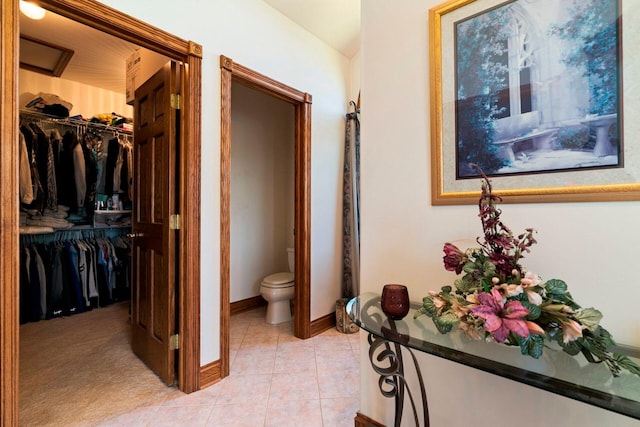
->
xmin=367 ymin=331 xmax=430 ymax=427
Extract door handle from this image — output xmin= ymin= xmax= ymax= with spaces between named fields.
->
xmin=127 ymin=232 xmax=145 ymax=238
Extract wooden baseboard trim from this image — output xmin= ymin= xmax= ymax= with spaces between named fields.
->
xmin=310 ymin=311 xmax=336 ymax=337
xmin=199 ymin=360 xmax=222 ymax=389
xmin=354 ymin=412 xmax=385 ymax=427
xmin=230 ymin=295 xmax=266 ymax=316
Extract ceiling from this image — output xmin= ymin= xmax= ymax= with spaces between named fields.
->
xmin=18 ymin=1 xmax=360 ymax=94
xmin=19 ymin=10 xmax=148 ymax=94
xmin=263 ymin=0 xmax=360 ymax=58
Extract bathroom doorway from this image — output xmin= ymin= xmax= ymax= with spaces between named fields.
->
xmin=219 ymin=55 xmax=312 ymax=378
xmin=230 ymin=82 xmax=295 ymax=318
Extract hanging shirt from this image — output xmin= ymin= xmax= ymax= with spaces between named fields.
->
xmin=73 ymin=140 xmax=86 ymax=209
xmin=19 ymin=132 xmax=34 ymax=204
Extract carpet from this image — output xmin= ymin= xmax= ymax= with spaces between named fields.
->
xmin=19 ymin=302 xmax=175 ymax=426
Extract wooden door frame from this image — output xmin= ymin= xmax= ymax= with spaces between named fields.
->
xmin=220 ymin=55 xmax=312 ymax=377
xmin=1 ymin=1 xmax=202 ymax=423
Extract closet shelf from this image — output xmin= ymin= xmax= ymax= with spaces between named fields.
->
xmin=19 ymin=223 xmax=132 ymax=235
xmin=94 ymin=210 xmax=132 ymax=215
xmin=20 ymin=109 xmax=132 ymax=135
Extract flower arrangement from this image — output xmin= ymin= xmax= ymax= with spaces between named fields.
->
xmin=414 ymin=172 xmax=640 ymax=378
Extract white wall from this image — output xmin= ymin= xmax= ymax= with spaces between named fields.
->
xmin=350 ymin=50 xmax=361 ymax=105
xmin=230 ymin=83 xmax=294 ymax=302
xmin=19 ymin=68 xmax=131 ymax=118
xmin=99 ymin=0 xmax=350 ymax=365
xmin=360 ymin=0 xmax=640 ymax=425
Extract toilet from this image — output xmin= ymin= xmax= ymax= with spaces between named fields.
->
xmin=259 ymin=248 xmax=295 ymax=324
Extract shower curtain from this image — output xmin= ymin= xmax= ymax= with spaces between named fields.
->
xmin=341 ymin=101 xmax=360 ymax=299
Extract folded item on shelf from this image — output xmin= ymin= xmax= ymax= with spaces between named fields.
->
xmin=19 ymin=226 xmax=55 ymax=234
xmin=26 ymin=214 xmax=74 ymax=229
xmin=43 ymin=208 xmax=69 ymax=219
xmin=25 ymin=92 xmax=73 ymax=118
xmin=94 ymin=213 xmax=131 ymax=227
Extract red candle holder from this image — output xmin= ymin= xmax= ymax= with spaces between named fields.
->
xmin=381 ymin=284 xmax=410 ymax=320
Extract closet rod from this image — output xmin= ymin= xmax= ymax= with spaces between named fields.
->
xmin=20 ymin=109 xmax=132 ymax=135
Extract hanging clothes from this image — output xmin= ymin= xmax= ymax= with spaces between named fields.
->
xmin=20 ymin=123 xmax=45 ymax=212
xmin=19 ymin=132 xmax=34 ymax=205
xmin=18 ymin=110 xmax=134 ymax=324
xmin=19 ymin=111 xmax=133 ymax=218
xmin=19 ymin=232 xmax=131 ymax=324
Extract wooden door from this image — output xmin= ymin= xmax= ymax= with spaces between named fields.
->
xmin=131 ymin=61 xmax=180 ymax=385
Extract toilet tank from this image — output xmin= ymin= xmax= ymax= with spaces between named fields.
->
xmin=287 ymin=248 xmax=295 ymax=273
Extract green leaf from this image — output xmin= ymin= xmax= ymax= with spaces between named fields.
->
xmin=482 ymin=261 xmax=496 ymax=276
xmin=462 ymin=261 xmax=477 ymax=274
xmin=545 ymin=279 xmax=568 ymax=297
xmin=413 ymin=307 xmax=427 ymax=319
xmin=614 ymin=354 xmax=640 ymax=377
xmin=594 ymin=326 xmax=616 ymax=348
xmin=521 ymin=301 xmax=541 ymax=320
xmin=441 ymin=286 xmax=452 ymax=294
xmin=432 ymin=312 xmax=459 ymax=334
xmin=518 ymin=334 xmax=544 ymax=359
xmin=574 ymin=308 xmax=602 ymax=332
xmin=420 ymin=297 xmax=438 ymax=317
xmin=455 ymin=277 xmax=472 ymax=293
xmin=561 ymin=339 xmax=583 ymax=356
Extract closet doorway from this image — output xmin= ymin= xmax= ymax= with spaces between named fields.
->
xmin=0 ymin=1 xmax=203 ymax=424
xmin=219 ymin=56 xmax=312 ymax=378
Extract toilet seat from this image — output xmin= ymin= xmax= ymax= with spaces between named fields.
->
xmin=261 ymin=272 xmax=294 ymax=288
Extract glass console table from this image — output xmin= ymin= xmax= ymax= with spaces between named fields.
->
xmin=347 ymin=292 xmax=640 ymax=427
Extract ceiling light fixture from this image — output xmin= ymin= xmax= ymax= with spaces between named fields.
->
xmin=19 ymin=1 xmax=46 ymax=20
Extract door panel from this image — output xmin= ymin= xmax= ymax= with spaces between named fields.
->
xmin=132 ymin=61 xmax=178 ymax=385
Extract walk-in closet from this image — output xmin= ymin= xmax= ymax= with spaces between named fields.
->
xmin=20 ymin=109 xmax=133 ymax=322
xmin=18 ymin=5 xmax=173 ymax=425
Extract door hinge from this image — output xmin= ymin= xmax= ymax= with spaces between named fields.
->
xmin=170 ymin=93 xmax=181 ymax=110
xmin=169 ymin=214 xmax=181 ymax=230
xmin=170 ymin=334 xmax=179 ymax=350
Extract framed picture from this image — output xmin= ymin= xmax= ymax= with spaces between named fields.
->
xmin=430 ymin=0 xmax=640 ymax=204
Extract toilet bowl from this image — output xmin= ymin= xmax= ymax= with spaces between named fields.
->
xmin=260 ymin=248 xmax=295 ymax=324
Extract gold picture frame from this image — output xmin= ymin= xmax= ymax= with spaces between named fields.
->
xmin=429 ymin=0 xmax=640 ymax=205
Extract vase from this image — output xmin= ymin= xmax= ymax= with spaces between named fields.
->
xmin=335 ymin=297 xmax=359 ymax=334
xmin=381 ymin=284 xmax=410 ymax=320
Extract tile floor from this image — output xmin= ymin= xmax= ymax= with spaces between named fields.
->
xmin=98 ymin=307 xmax=361 ymax=426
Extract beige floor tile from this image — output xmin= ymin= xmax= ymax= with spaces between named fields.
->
xmin=348 ymin=333 xmax=361 ymax=350
xmin=320 ymin=397 xmax=360 ymax=427
xmin=315 ymin=349 xmax=359 ymax=373
xmin=230 ymin=319 xmax=250 ymax=332
xmin=229 ymin=346 xmax=239 ymax=365
xmin=206 ymin=402 xmax=268 ymax=426
xmin=264 ymin=399 xmax=323 ymax=427
xmin=246 ymin=322 xmax=284 ymax=338
xmin=268 ymin=372 xmax=320 ymax=403
xmin=313 ymin=335 xmax=353 ymax=352
xmin=146 ymin=405 xmax=214 ymax=426
xmin=277 ymin=334 xmax=315 ymax=352
xmin=229 ymin=334 xmax=245 ymax=351
xmin=273 ymin=347 xmax=317 ymax=373
xmin=278 ymin=321 xmax=295 ymax=335
xmin=230 ymin=350 xmax=276 ymax=375
xmin=238 ymin=335 xmax=279 ymax=353
xmin=216 ymin=374 xmax=272 ymax=405
xmin=317 ymin=370 xmax=360 ymax=399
